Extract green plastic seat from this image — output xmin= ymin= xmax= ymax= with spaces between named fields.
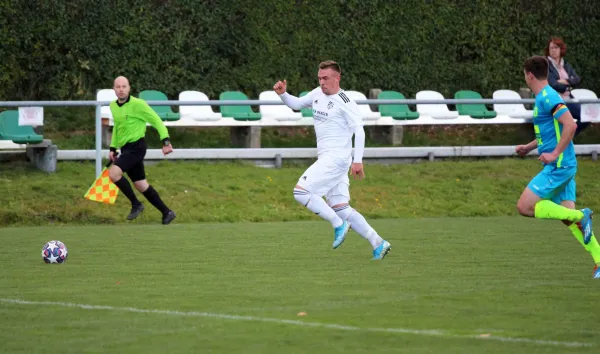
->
xmin=139 ymin=90 xmax=180 ymax=121
xmin=377 ymin=91 xmax=419 ymax=120
xmin=454 ymin=90 xmax=497 ymax=119
xmin=299 ymin=91 xmax=313 ymax=117
xmin=0 ymin=110 xmax=43 ymax=144
xmin=219 ymin=91 xmax=262 ymax=121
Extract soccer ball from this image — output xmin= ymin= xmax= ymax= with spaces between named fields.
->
xmin=41 ymin=240 xmax=68 ymax=264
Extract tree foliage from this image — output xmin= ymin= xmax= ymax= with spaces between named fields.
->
xmin=1 ymin=0 xmax=598 ymax=101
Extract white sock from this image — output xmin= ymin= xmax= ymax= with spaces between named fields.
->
xmin=294 ymin=188 xmax=343 ymax=228
xmin=334 ymin=205 xmax=383 ymax=249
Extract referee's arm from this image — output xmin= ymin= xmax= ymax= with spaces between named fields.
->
xmin=139 ymin=102 xmax=171 ymax=144
xmin=109 ymin=123 xmax=118 ymax=154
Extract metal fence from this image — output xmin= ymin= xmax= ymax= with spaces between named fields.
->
xmin=2 ymin=97 xmax=600 ymax=177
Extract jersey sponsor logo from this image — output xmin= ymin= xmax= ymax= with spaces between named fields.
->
xmin=313 ymin=109 xmax=329 ymax=121
xmin=339 ymin=92 xmax=350 ymax=103
xmin=327 ymin=101 xmax=334 ymax=109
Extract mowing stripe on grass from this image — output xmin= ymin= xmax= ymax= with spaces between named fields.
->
xmin=0 ymin=298 xmax=592 ymax=348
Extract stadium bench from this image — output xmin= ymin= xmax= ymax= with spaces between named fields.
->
xmin=492 ymin=89 xmax=534 ymax=119
xmin=178 ymin=90 xmax=222 ymax=121
xmin=219 ymin=91 xmax=262 ymax=121
xmin=259 ymin=90 xmax=303 ymax=121
xmin=416 ymin=90 xmax=460 ymax=120
xmin=455 ymin=90 xmax=497 ymax=119
xmin=97 ymin=89 xmax=118 ymax=124
xmin=97 ymin=87 xmax=584 ymax=148
xmin=0 ymin=110 xmax=44 ymax=144
xmin=377 ymin=91 xmax=420 ymax=120
xmin=139 ymin=90 xmax=180 ymax=121
xmin=344 ymin=90 xmax=382 ymax=120
xmin=0 ymin=110 xmax=56 ymax=172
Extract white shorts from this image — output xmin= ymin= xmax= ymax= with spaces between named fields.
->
xmin=296 ymin=155 xmax=351 ymax=202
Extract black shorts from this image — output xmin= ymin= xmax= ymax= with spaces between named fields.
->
xmin=114 ymin=138 xmax=147 ymax=182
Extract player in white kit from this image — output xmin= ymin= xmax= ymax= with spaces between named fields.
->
xmin=273 ymin=60 xmax=391 ymax=260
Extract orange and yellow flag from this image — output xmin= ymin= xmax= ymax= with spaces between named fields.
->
xmin=84 ymin=164 xmax=119 ymax=204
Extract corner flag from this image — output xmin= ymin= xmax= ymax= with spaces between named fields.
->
xmin=84 ymin=161 xmax=119 ymax=204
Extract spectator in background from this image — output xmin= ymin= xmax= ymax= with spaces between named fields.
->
xmin=545 ymin=37 xmax=590 ymax=136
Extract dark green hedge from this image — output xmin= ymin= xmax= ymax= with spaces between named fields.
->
xmin=1 ymin=0 xmax=599 ymax=101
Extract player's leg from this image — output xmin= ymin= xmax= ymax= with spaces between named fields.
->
xmin=517 ymin=167 xmax=592 ymax=240
xmin=326 ymin=183 xmax=390 ymax=259
xmin=130 ymin=171 xmax=175 ymax=225
xmin=128 ymin=144 xmax=175 ymax=224
xmin=109 ymin=149 xmax=143 ymax=219
xmin=293 ymin=158 xmax=346 ymax=239
xmin=555 ymin=180 xmax=600 ymax=278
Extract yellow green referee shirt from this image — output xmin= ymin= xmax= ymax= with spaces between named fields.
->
xmin=109 ymin=95 xmax=170 ymax=149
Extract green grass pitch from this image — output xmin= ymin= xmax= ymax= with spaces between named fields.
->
xmin=1 ymin=217 xmax=598 ymax=353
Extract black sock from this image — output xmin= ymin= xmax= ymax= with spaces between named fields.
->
xmin=143 ymin=185 xmax=170 ymax=215
xmin=114 ymin=178 xmax=141 ymax=206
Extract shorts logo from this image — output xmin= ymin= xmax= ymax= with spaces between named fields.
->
xmin=327 ymin=101 xmax=334 ymax=109
xmin=302 ymin=176 xmax=307 ymax=180
xmin=314 ymin=100 xmax=318 ymax=104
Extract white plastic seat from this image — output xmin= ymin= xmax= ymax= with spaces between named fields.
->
xmin=571 ymin=88 xmax=598 ymax=100
xmin=97 ymin=89 xmax=117 ymax=121
xmin=416 ymin=90 xmax=459 ymax=119
xmin=492 ymin=89 xmax=533 ymax=119
xmin=178 ymin=90 xmax=222 ymax=121
xmin=343 ymin=90 xmax=381 ymax=120
xmin=571 ymin=89 xmax=600 ymax=123
xmin=259 ymin=91 xmax=302 ymax=121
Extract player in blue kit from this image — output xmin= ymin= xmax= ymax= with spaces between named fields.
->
xmin=515 ymin=56 xmax=599 ymax=278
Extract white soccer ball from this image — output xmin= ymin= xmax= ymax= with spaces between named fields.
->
xmin=41 ymin=240 xmax=68 ymax=264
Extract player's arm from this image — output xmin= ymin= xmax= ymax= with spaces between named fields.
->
xmin=273 ymin=80 xmax=314 ymax=110
xmin=548 ymin=71 xmax=569 ymax=93
xmin=109 ymin=108 xmax=119 ymax=161
xmin=566 ymin=64 xmax=581 ymax=86
xmin=139 ymin=101 xmax=171 ymax=145
xmin=344 ymin=102 xmax=365 ymax=161
xmin=279 ymin=92 xmax=312 ymax=110
xmin=551 ymin=104 xmax=576 ymax=157
xmin=343 ymin=102 xmax=366 ymax=178
xmin=516 ymin=138 xmax=538 ymax=157
xmin=353 ymin=126 xmax=365 ymax=163
xmin=109 ymin=123 xmax=118 ymax=151
xmin=525 ymin=138 xmax=538 ymax=150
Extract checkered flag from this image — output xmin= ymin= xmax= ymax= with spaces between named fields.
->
xmin=84 ymin=161 xmax=119 ymax=204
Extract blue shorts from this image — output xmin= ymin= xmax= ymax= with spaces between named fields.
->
xmin=527 ymin=165 xmax=577 ymax=204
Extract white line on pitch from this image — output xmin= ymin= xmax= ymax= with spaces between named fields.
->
xmin=0 ymin=298 xmax=592 ymax=348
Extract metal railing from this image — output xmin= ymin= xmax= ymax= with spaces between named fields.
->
xmin=2 ymin=97 xmax=600 ymax=177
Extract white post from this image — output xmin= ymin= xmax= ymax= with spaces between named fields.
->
xmin=95 ymin=104 xmax=102 ymax=177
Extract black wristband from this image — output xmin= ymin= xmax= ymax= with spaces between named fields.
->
xmin=109 ymin=147 xmax=117 ymax=153
xmin=162 ymin=138 xmax=171 ymax=146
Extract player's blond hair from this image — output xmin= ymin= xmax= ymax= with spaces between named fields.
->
xmin=319 ymin=60 xmax=341 ymax=74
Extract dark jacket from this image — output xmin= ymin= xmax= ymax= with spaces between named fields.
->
xmin=547 ymin=58 xmax=580 ymax=96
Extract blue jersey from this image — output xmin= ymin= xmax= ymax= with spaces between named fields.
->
xmin=533 ymin=85 xmax=576 ymax=168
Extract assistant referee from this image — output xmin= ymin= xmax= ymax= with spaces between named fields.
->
xmin=108 ymin=76 xmax=176 ymax=224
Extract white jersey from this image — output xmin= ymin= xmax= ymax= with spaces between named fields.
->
xmin=301 ymin=87 xmax=364 ymax=159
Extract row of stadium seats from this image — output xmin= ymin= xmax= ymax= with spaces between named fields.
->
xmin=97 ymin=88 xmax=599 ymax=127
